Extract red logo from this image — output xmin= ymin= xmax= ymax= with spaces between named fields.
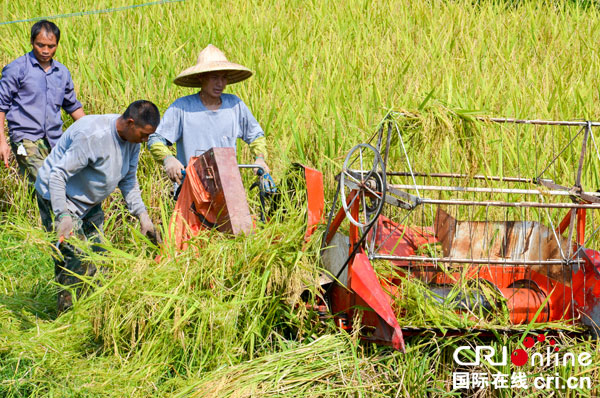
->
xmin=510 ymin=333 xmax=559 ymax=366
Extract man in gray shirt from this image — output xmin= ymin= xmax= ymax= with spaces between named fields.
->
xmin=35 ymin=100 xmax=160 ymax=312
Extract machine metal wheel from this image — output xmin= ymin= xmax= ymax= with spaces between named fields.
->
xmin=340 ymin=143 xmax=387 ymax=228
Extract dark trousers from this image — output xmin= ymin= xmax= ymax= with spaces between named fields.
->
xmin=37 ymin=193 xmax=105 ymax=312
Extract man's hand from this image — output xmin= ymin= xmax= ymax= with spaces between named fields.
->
xmin=139 ymin=211 xmax=161 ymax=244
xmin=0 ymin=113 xmax=8 ymax=168
xmin=254 ymin=157 xmax=270 ymax=175
xmin=260 ymin=173 xmax=277 ymax=194
xmin=164 ymin=156 xmax=185 ymax=184
xmin=56 ymin=214 xmax=74 ymax=240
xmin=0 ymin=138 xmax=10 ymax=168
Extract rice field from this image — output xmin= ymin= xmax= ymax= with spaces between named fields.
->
xmin=2 ymin=0 xmax=600 ymax=396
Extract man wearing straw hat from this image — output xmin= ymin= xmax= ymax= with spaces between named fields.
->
xmin=148 ymin=44 xmax=272 ymax=190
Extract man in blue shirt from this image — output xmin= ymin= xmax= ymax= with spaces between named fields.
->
xmin=0 ymin=20 xmax=84 ymax=185
xmin=148 ymin=44 xmax=271 ymax=187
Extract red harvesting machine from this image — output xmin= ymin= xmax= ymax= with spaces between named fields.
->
xmin=170 ymin=116 xmax=600 ymax=354
xmin=318 ymin=115 xmax=600 ymax=352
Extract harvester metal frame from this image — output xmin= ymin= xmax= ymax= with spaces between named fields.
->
xmin=321 ymin=113 xmax=600 ymax=352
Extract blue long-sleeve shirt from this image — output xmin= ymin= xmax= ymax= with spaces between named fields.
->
xmin=35 ymin=114 xmax=146 ymax=218
xmin=0 ymin=52 xmax=82 ymax=147
xmin=148 ymin=93 xmax=264 ymax=167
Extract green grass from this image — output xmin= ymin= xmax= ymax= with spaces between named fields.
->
xmin=2 ymin=0 xmax=600 ymax=396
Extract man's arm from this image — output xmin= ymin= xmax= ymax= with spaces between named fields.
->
xmin=148 ymin=133 xmax=185 ymax=184
xmin=249 ymin=136 xmax=270 ymax=174
xmin=236 ymin=100 xmax=271 ymax=173
xmin=148 ymin=104 xmax=185 ymax=183
xmin=118 ymin=146 xmax=147 ymax=217
xmin=118 ymin=148 xmax=159 ymax=241
xmin=48 ymin=135 xmax=98 ymax=240
xmin=0 ymin=112 xmax=9 ymax=168
xmin=62 ymin=70 xmax=84 ymax=121
xmin=249 ymin=136 xmax=267 ymax=159
xmin=148 ymin=133 xmax=172 ymax=163
xmin=0 ymin=61 xmax=22 ymax=168
xmin=70 ymin=108 xmax=85 ymax=121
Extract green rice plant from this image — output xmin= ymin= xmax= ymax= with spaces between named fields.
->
xmin=3 ymin=0 xmax=600 ymax=396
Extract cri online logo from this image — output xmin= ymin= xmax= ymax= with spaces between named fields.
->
xmin=453 ymin=333 xmax=593 ymax=367
xmin=510 ymin=333 xmax=557 ymax=366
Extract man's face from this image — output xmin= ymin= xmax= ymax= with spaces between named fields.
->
xmin=125 ymin=120 xmax=156 ymax=143
xmin=200 ymin=71 xmax=228 ymax=100
xmin=31 ymin=29 xmax=58 ymax=64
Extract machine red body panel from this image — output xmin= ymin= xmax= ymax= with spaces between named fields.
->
xmin=324 ymin=208 xmax=600 ymax=350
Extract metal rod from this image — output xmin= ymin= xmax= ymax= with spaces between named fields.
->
xmin=537 ymin=179 xmax=600 ymax=204
xmin=566 ymin=122 xmax=591 ymax=259
xmin=386 ymin=172 xmax=536 ymax=183
xmin=386 ymin=183 xmax=600 ymax=197
xmin=383 ymin=121 xmax=392 ymax=169
xmin=539 ymin=196 xmax=567 ymax=260
xmin=238 ymin=164 xmax=265 ymax=175
xmin=419 ymin=199 xmax=600 ymax=209
xmin=375 ymin=124 xmax=384 ymax=153
xmin=479 ymin=117 xmax=600 ymax=127
xmin=395 ymin=121 xmax=421 ymax=198
xmin=371 ymin=254 xmax=582 ymax=265
xmin=575 ymin=122 xmax=591 ymax=188
xmin=589 ymin=128 xmax=600 ymax=165
xmin=536 ymin=125 xmax=586 ymax=181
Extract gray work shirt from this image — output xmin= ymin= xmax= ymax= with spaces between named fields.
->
xmin=35 ymin=114 xmax=146 ymax=218
xmin=148 ymin=93 xmax=264 ymax=167
xmin=0 ymin=52 xmax=82 ymax=147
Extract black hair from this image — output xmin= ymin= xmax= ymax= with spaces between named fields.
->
xmin=123 ymin=100 xmax=161 ymax=128
xmin=31 ymin=20 xmax=60 ymax=44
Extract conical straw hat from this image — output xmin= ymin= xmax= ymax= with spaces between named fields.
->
xmin=173 ymin=44 xmax=253 ymax=87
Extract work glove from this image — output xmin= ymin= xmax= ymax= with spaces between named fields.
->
xmin=139 ymin=211 xmax=161 ymax=244
xmin=260 ymin=172 xmax=277 ymax=194
xmin=56 ymin=214 xmax=74 ymax=241
xmin=164 ymin=156 xmax=185 ymax=184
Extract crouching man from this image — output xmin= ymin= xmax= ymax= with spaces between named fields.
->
xmin=35 ymin=100 xmax=160 ymax=312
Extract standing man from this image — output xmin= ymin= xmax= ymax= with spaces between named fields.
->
xmin=35 ymin=100 xmax=160 ymax=312
xmin=148 ymin=44 xmax=273 ymax=189
xmin=0 ymin=19 xmax=84 ymax=185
